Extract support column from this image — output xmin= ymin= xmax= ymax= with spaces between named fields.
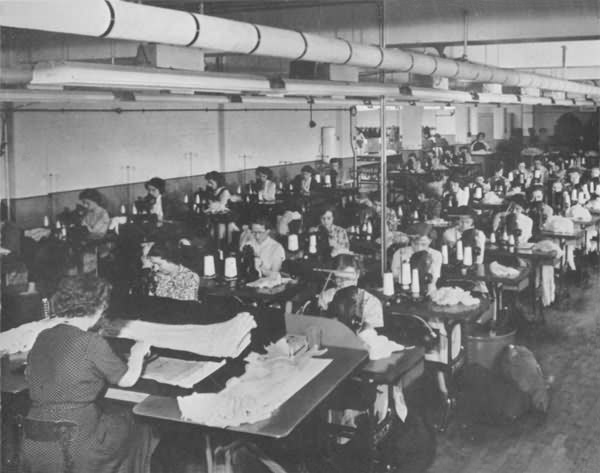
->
xmin=493 ymin=106 xmax=505 ymax=140
xmin=454 ymin=104 xmax=469 ymax=145
xmin=468 ymin=106 xmax=479 ymax=137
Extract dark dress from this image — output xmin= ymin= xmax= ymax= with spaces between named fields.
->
xmin=22 ymin=324 xmax=143 ymax=473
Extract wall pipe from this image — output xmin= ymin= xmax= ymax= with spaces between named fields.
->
xmin=2 ymin=0 xmax=600 ymax=97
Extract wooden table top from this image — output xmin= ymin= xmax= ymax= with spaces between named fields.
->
xmin=133 ymin=346 xmax=367 ymax=439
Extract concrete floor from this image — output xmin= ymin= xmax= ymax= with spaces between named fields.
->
xmin=430 ymin=271 xmax=600 ymax=473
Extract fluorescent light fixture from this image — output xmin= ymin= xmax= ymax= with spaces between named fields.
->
xmin=29 ymin=61 xmax=273 ymax=95
xmin=0 ymin=88 xmax=116 ymax=103
xmin=401 ymin=86 xmax=473 ymax=103
xmin=423 ymin=105 xmax=441 ymax=110
xmin=518 ymin=95 xmax=553 ymax=105
xmin=134 ymin=93 xmax=230 ymax=104
xmin=274 ymin=78 xmax=401 ymax=99
xmin=573 ymin=98 xmax=596 ymax=106
xmin=475 ymin=92 xmax=519 ymax=104
xmin=355 ymin=104 xmax=403 ymax=111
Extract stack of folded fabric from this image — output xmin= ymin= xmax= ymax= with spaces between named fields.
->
xmin=431 ymin=287 xmax=480 ymax=306
xmin=489 ymin=261 xmax=520 ymax=278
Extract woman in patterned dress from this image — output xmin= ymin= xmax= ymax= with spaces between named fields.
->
xmin=21 ymin=274 xmax=156 ymax=473
xmin=146 ymin=242 xmax=200 ymax=301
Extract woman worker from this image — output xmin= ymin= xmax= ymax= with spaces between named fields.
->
xmin=78 ymin=188 xmax=110 ymax=239
xmin=21 ymin=275 xmax=155 ymax=473
xmin=317 ymin=254 xmax=383 ymax=330
xmin=314 ymin=207 xmax=350 ymax=257
xmin=293 ymin=165 xmax=321 ymax=195
xmin=205 ymin=171 xmax=232 ymax=210
xmin=239 ymin=216 xmax=286 ymax=277
xmin=146 ymin=241 xmax=200 ymax=301
xmin=144 ymin=177 xmax=185 ymax=222
xmin=255 ymin=166 xmax=277 ymax=202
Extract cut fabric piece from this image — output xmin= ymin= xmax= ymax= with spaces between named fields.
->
xmin=142 ymin=357 xmax=226 ymax=388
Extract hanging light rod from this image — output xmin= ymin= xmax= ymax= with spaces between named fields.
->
xmin=400 ymin=86 xmax=474 ymax=103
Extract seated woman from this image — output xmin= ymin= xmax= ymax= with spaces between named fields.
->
xmin=442 ymin=178 xmax=470 ymax=210
xmin=21 ymin=275 xmax=154 ymax=473
xmin=239 ymin=217 xmax=285 ymax=277
xmin=391 ymin=225 xmax=442 ymax=295
xmin=329 ymin=158 xmax=350 ymax=187
xmin=443 ymin=211 xmax=486 ymax=254
xmin=78 ymin=188 xmax=110 ymax=239
xmin=293 ymin=165 xmax=321 ymax=195
xmin=255 ymin=166 xmax=277 ymax=202
xmin=317 ymin=254 xmax=383 ymax=330
xmin=314 ymin=207 xmax=350 ymax=257
xmin=143 ymin=177 xmax=185 ymax=222
xmin=492 ymin=195 xmax=534 ymax=243
xmin=205 ymin=171 xmax=232 ymax=211
xmin=147 ymin=242 xmax=200 ymax=301
xmin=470 ymin=132 xmax=491 ymax=153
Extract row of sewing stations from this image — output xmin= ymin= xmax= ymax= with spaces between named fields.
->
xmin=3 ymin=147 xmax=600 ymax=472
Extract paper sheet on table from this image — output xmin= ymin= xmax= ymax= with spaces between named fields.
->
xmin=142 ymin=357 xmax=225 ymax=388
xmin=246 ymin=274 xmax=292 ymax=289
xmin=178 ymin=356 xmax=332 ymax=427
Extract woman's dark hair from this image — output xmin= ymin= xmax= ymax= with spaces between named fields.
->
xmin=145 ymin=177 xmax=166 ymax=194
xmin=327 ymin=285 xmax=363 ymax=332
xmin=319 ymin=206 xmax=337 ymax=219
xmin=51 ymin=274 xmax=112 ymax=319
xmin=78 ymin=188 xmax=103 ymax=207
xmin=256 ymin=166 xmax=273 ymax=180
xmin=332 ymin=253 xmax=360 ymax=273
xmin=147 ymin=241 xmax=180 ymax=264
xmin=301 ymin=165 xmax=315 ymax=174
xmin=205 ymin=171 xmax=226 ymax=188
xmin=330 ymin=158 xmax=343 ymax=167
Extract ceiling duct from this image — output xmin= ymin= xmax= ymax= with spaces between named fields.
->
xmin=3 ymin=0 xmax=600 ymax=96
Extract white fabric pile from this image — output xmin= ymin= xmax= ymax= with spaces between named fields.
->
xmin=246 ymin=274 xmax=291 ymax=289
xmin=358 ymin=328 xmax=406 ymax=360
xmin=543 ymin=216 xmax=575 ymax=234
xmin=489 ymin=261 xmax=521 ymax=278
xmin=430 ymin=286 xmax=480 ymax=307
xmin=115 ymin=312 xmax=256 ymax=358
xmin=0 ymin=315 xmax=102 ymax=355
xmin=482 ymin=192 xmax=504 ymax=205
xmin=566 ymin=204 xmax=592 ymax=222
xmin=177 ymin=352 xmax=331 ymax=427
xmin=24 ymin=228 xmax=51 ymax=242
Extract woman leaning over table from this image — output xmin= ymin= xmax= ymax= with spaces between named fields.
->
xmin=21 ymin=274 xmax=156 ymax=473
xmin=255 ymin=166 xmax=277 ymax=202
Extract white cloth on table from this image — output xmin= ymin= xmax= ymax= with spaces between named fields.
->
xmin=318 ymin=287 xmax=384 ymax=329
xmin=358 ymin=328 xmax=406 ymax=361
xmin=489 ymin=261 xmax=520 ymax=278
xmin=177 ymin=353 xmax=332 ymax=427
xmin=142 ymin=357 xmax=225 ymax=389
xmin=113 ymin=312 xmax=256 ymax=358
xmin=532 ymin=240 xmax=563 ymax=307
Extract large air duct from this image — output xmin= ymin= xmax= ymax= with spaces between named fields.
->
xmin=2 ymin=0 xmax=600 ymax=97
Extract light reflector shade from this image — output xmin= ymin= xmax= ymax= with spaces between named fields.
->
xmin=29 ymin=61 xmax=273 ymax=95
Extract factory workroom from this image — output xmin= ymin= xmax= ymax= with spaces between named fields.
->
xmin=2 ymin=1 xmax=600 ymax=473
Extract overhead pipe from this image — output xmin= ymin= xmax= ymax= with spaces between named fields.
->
xmin=2 ymin=0 xmax=600 ymax=97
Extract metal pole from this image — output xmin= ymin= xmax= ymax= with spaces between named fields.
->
xmin=380 ymin=97 xmax=387 ymax=277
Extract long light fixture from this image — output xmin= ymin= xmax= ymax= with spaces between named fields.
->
xmin=0 ymin=88 xmax=116 ymax=103
xmin=134 ymin=93 xmax=230 ymax=104
xmin=475 ymin=92 xmax=520 ymax=104
xmin=29 ymin=61 xmax=273 ymax=95
xmin=401 ymin=86 xmax=474 ymax=103
xmin=573 ymin=98 xmax=597 ymax=107
xmin=273 ymin=78 xmax=402 ymax=99
xmin=518 ymin=95 xmax=553 ymax=106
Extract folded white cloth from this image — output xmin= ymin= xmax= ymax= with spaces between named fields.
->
xmin=246 ymin=274 xmax=291 ymax=289
xmin=482 ymin=192 xmax=504 ymax=205
xmin=142 ymin=357 xmax=225 ymax=388
xmin=115 ymin=312 xmax=256 ymax=358
xmin=544 ymin=216 xmax=575 ymax=234
xmin=566 ymin=204 xmax=592 ymax=222
xmin=358 ymin=328 xmax=406 ymax=360
xmin=489 ymin=261 xmax=520 ymax=278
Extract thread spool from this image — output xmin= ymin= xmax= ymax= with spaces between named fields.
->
xmin=401 ymin=261 xmax=411 ymax=290
xmin=43 ymin=216 xmax=49 ymax=227
xmin=463 ymin=246 xmax=473 ymax=266
xmin=324 ymin=174 xmax=331 ymax=187
xmin=224 ymin=256 xmax=237 ymax=279
xmin=308 ymin=234 xmax=317 ymax=254
xmin=411 ymin=268 xmax=420 ymax=296
xmin=120 ymin=204 xmax=126 ymax=214
xmin=288 ymin=234 xmax=299 ymax=252
xmin=203 ymin=255 xmax=216 ymax=278
xmin=383 ymin=272 xmax=394 ymax=297
xmin=456 ymin=240 xmax=464 ymax=261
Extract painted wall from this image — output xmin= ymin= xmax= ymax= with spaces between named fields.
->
xmin=10 ymin=104 xmax=352 ymax=199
